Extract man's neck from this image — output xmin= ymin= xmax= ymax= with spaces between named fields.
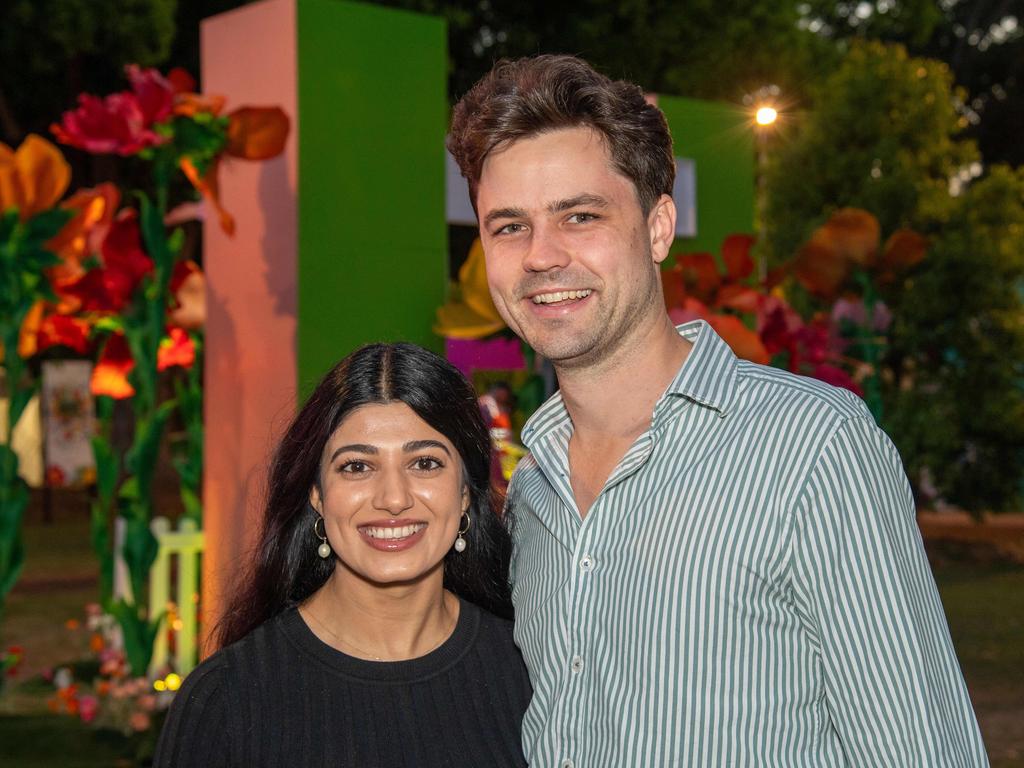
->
xmin=557 ymin=314 xmax=691 ymax=443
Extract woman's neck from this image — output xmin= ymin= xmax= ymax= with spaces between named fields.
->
xmin=299 ymin=568 xmax=458 ymax=662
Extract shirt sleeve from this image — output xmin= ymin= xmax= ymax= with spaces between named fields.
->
xmin=790 ymin=416 xmax=989 ymax=767
xmin=153 ymin=655 xmax=231 ymax=768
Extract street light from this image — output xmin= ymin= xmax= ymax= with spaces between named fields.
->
xmin=753 ymin=101 xmax=780 ymax=281
xmin=755 ymin=106 xmax=778 ymax=127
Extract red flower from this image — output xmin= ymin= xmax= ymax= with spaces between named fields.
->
xmin=60 ymin=210 xmax=153 ymax=313
xmin=46 ymin=465 xmax=67 ymax=488
xmin=52 ymin=93 xmax=166 ymax=156
xmin=157 ymin=327 xmax=195 ymax=371
xmin=91 ymin=333 xmax=135 ymax=399
xmin=125 ymin=65 xmax=174 ymax=126
xmin=35 ymin=314 xmax=92 ymax=355
xmin=51 ymin=67 xmax=173 ymax=157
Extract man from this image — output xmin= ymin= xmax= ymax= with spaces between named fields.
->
xmin=448 ymin=55 xmax=988 ymax=767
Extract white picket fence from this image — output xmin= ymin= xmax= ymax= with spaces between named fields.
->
xmin=113 ymin=516 xmax=205 ymax=677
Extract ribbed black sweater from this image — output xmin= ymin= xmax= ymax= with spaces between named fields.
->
xmin=153 ymin=600 xmax=531 ymax=767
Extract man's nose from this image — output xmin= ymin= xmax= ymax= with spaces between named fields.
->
xmin=522 ymin=226 xmax=571 ymax=272
xmin=372 ymin=466 xmax=414 ymax=516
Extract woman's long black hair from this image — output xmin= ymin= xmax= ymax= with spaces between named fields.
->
xmin=216 ymin=343 xmax=513 ymax=648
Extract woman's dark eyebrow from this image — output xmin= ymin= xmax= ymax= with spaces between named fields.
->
xmin=329 ymin=444 xmax=377 ymax=463
xmin=404 ymin=439 xmax=452 ymax=457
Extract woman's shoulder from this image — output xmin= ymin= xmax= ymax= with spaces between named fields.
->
xmin=461 ymin=601 xmax=524 ymax=666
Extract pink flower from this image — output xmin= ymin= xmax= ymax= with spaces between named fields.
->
xmin=51 ymin=67 xmax=173 ymax=157
xmin=129 ymin=711 xmax=151 ymax=732
xmin=831 ymin=297 xmax=893 ymax=332
xmin=125 ymin=65 xmax=174 ymax=125
xmin=52 ymin=93 xmax=166 ymax=155
xmin=78 ymin=694 xmax=99 ymax=724
xmin=137 ymin=694 xmax=157 ymax=712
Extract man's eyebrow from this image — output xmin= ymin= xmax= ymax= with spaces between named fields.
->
xmin=548 ymin=194 xmax=609 ymax=214
xmin=482 ymin=195 xmax=609 ymax=228
xmin=483 ymin=206 xmax=528 ymax=227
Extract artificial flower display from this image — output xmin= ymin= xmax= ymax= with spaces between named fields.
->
xmin=435 ymin=238 xmax=507 ymax=339
xmin=0 ymin=134 xmax=70 ymax=219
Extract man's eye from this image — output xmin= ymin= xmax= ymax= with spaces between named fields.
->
xmin=567 ymin=212 xmax=598 ymax=224
xmin=493 ymin=222 xmax=526 ymax=236
xmin=339 ymin=460 xmax=370 ymax=474
xmin=412 ymin=456 xmax=443 ymax=471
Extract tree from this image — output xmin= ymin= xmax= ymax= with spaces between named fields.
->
xmin=765 ymin=40 xmax=975 ymax=263
xmin=0 ymin=1 xmax=177 ymax=143
xmin=765 ymin=40 xmax=1024 ymax=511
xmin=886 ymin=166 xmax=1024 ymax=511
xmin=799 ymin=0 xmax=1024 ymax=167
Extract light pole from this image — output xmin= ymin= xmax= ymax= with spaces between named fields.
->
xmin=754 ymin=103 xmax=778 ymax=283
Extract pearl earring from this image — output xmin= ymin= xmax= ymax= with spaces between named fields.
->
xmin=314 ymin=515 xmax=332 ymax=559
xmin=454 ymin=512 xmax=471 ymax=553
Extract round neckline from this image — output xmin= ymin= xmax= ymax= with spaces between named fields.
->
xmin=280 ymin=598 xmax=479 ymax=683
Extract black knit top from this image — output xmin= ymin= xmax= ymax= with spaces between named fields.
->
xmin=153 ymin=600 xmax=531 ymax=767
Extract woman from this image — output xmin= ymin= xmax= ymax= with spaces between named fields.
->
xmin=154 ymin=343 xmax=530 ymax=767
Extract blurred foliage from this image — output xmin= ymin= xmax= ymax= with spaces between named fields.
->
xmin=885 ymin=166 xmax=1024 ymax=511
xmin=764 ymin=40 xmax=975 ymax=263
xmin=0 ymin=1 xmax=176 ymax=142
xmin=799 ymin=0 xmax=1024 ymax=168
xmin=765 ymin=41 xmax=1024 ymax=511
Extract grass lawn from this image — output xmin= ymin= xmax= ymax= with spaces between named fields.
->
xmin=935 ymin=563 xmax=1024 ymax=767
xmin=1 ymin=510 xmax=1022 ymax=766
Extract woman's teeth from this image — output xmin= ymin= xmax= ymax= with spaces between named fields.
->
xmin=362 ymin=524 xmax=426 ymax=540
xmin=532 ymin=289 xmax=592 ymax=304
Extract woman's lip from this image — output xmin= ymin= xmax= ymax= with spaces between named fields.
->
xmin=357 ymin=522 xmax=428 ymax=552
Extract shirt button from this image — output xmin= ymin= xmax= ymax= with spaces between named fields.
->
xmin=579 ymin=554 xmax=594 ymax=572
xmin=561 ymin=761 xmax=575 ymax=768
xmin=570 ymin=655 xmax=584 ymax=674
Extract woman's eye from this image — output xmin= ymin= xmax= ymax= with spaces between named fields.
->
xmin=412 ymin=456 xmax=443 ymax=472
xmin=339 ymin=460 xmax=370 ymax=474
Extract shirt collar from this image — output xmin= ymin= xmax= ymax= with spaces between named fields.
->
xmin=521 ymin=320 xmax=739 ymax=448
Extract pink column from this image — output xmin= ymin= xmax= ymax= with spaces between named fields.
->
xmin=201 ymin=0 xmax=298 ymax=651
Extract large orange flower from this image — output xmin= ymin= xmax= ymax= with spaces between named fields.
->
xmin=0 ymin=135 xmax=71 ymax=219
xmin=45 ymin=183 xmax=121 ymax=287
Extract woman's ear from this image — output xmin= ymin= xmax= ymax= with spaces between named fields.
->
xmin=309 ymin=485 xmax=323 ymax=514
xmin=462 ymin=486 xmax=470 ymax=512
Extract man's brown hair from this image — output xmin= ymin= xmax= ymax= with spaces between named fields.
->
xmin=448 ymin=54 xmax=675 ymax=215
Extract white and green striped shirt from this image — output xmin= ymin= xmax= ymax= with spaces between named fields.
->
xmin=508 ymin=320 xmax=987 ymax=767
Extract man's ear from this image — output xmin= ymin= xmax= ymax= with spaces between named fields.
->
xmin=648 ymin=194 xmax=676 ymax=266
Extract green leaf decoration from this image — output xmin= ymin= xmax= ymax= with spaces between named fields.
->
xmin=89 ymin=499 xmax=114 ymax=606
xmin=109 ymin=599 xmax=164 ymax=676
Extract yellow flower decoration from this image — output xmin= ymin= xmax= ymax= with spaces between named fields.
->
xmin=434 ymin=238 xmax=507 ymax=339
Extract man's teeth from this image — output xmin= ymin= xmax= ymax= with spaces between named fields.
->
xmin=531 ymin=289 xmax=592 ymax=304
xmin=363 ymin=524 xmax=426 ymax=540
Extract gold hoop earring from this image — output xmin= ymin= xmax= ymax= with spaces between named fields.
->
xmin=314 ymin=515 xmax=332 ymax=559
xmin=454 ymin=511 xmax=471 ymax=553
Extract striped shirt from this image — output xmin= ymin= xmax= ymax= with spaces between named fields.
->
xmin=507 ymin=320 xmax=988 ymax=767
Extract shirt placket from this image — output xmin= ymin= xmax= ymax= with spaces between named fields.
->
xmin=553 ymin=431 xmax=656 ymax=768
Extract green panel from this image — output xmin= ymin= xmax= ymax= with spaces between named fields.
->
xmin=297 ymin=0 xmax=447 ymax=395
xmin=658 ymin=95 xmax=755 ymax=261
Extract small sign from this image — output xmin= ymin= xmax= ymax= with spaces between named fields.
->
xmin=42 ymin=360 xmax=96 ymax=488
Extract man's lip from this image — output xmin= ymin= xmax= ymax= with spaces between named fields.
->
xmin=523 ymin=288 xmax=591 ymax=299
